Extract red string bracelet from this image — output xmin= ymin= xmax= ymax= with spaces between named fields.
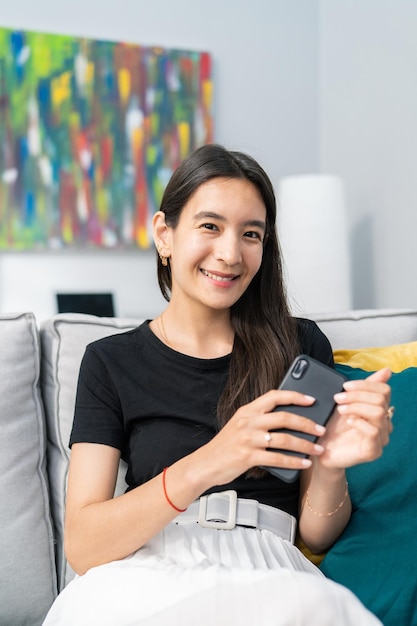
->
xmin=162 ymin=467 xmax=186 ymax=513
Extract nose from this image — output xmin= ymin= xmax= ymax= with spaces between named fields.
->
xmin=214 ymin=233 xmax=242 ymax=266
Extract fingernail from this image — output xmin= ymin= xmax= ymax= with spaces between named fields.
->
xmin=314 ymin=444 xmax=324 ymax=453
xmin=334 ymin=392 xmax=346 ymax=402
xmin=315 ymin=424 xmax=326 ymax=434
xmin=301 ymin=459 xmax=312 ymax=467
xmin=304 ymin=395 xmax=316 ymax=402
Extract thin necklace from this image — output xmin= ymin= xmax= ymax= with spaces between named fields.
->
xmin=158 ymin=312 xmax=171 ymax=347
xmin=158 ymin=313 xmax=233 ymax=356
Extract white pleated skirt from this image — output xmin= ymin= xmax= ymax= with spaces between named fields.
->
xmin=43 ymin=520 xmax=381 ymax=626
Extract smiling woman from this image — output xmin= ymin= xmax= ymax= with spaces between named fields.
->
xmin=43 ymin=144 xmax=390 ymax=625
xmin=152 ymin=177 xmax=266 ymax=339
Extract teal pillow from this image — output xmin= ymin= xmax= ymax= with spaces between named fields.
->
xmin=320 ymin=365 xmax=417 ymax=626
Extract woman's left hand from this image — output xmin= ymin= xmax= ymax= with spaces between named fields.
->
xmin=316 ymin=367 xmax=393 ymax=469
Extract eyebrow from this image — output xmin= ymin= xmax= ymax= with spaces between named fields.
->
xmin=192 ymin=211 xmax=266 ymax=231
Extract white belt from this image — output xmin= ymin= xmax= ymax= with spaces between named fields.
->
xmin=174 ymin=490 xmax=296 ymax=544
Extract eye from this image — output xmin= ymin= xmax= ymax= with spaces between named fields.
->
xmin=244 ymin=230 xmax=263 ymax=241
xmin=200 ymin=223 xmax=218 ymax=231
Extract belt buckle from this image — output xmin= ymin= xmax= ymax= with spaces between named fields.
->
xmin=198 ymin=490 xmax=238 ymax=530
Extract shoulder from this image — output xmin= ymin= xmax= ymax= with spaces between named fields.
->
xmin=79 ymin=322 xmax=150 ymax=377
xmin=77 ymin=322 xmax=153 ymax=398
xmin=295 ymin=317 xmax=334 ymax=367
xmin=295 ymin=317 xmax=325 ymax=342
xmin=85 ymin=322 xmax=147 ymax=356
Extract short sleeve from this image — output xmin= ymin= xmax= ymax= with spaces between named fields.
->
xmin=69 ymin=345 xmax=125 ymax=451
xmin=296 ymin=318 xmax=334 ymax=368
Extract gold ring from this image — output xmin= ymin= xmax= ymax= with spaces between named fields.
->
xmin=387 ymin=406 xmax=395 ymax=420
xmin=264 ymin=432 xmax=272 ymax=443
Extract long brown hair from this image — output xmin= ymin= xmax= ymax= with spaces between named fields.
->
xmin=157 ymin=144 xmax=300 ymax=444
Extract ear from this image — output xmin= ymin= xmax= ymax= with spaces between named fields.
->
xmin=153 ymin=211 xmax=171 ymax=256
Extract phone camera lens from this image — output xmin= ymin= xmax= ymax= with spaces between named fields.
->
xmin=292 ymin=358 xmax=308 ymax=379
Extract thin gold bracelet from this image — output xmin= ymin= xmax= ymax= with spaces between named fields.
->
xmin=305 ymin=482 xmax=349 ymax=517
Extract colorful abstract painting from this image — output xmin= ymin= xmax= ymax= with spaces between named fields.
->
xmin=0 ymin=27 xmax=213 ymax=250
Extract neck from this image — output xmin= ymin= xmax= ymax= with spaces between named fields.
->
xmin=155 ymin=305 xmax=234 ymax=359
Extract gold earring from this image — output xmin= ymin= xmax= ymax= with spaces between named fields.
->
xmin=157 ymin=246 xmax=168 ymax=267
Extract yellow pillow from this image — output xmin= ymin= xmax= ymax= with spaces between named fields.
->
xmin=333 ymin=340 xmax=417 ymax=373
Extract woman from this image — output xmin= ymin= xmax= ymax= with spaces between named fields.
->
xmin=44 ymin=144 xmax=392 ymax=625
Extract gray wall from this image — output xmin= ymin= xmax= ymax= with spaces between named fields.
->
xmin=320 ymin=0 xmax=417 ymax=309
xmin=0 ymin=0 xmax=320 ymax=321
xmin=1 ymin=0 xmax=416 ymax=320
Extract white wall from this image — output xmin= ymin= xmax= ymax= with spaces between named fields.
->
xmin=320 ymin=0 xmax=417 ymax=309
xmin=3 ymin=0 xmax=415 ymax=317
xmin=0 ymin=251 xmax=164 ymax=322
xmin=0 ymin=0 xmax=320 ymax=322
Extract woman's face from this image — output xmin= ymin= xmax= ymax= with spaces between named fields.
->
xmin=166 ymin=177 xmax=266 ymax=313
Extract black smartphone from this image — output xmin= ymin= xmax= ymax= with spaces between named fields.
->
xmin=262 ymin=354 xmax=347 ymax=483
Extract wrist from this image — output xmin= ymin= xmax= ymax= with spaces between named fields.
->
xmin=310 ymin=458 xmax=346 ymax=486
xmin=305 ymin=481 xmax=349 ymax=517
xmin=172 ymin=453 xmax=217 ymax=499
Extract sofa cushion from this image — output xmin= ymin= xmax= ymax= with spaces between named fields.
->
xmin=334 ymin=341 xmax=417 ymax=372
xmin=40 ymin=313 xmax=142 ymax=590
xmin=0 ymin=313 xmax=57 ymax=625
xmin=311 ymin=309 xmax=417 ymax=350
xmin=320 ymin=342 xmax=417 ymax=626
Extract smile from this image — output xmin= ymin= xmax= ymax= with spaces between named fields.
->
xmin=201 ymin=269 xmax=238 ymax=283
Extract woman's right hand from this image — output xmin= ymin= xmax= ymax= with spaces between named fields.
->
xmin=197 ymin=389 xmax=326 ymax=486
xmin=65 ymin=391 xmax=325 ymax=574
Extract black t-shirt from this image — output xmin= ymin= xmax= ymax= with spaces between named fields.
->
xmin=70 ymin=318 xmax=333 ymax=519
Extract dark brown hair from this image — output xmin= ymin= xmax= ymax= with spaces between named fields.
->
xmin=157 ymin=144 xmax=299 ymax=459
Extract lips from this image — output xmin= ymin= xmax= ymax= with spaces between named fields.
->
xmin=201 ymin=269 xmax=238 ymax=283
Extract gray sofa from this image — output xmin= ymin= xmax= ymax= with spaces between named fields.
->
xmin=1 ymin=309 xmax=417 ymax=626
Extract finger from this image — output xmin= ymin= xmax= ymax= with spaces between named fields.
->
xmin=345 ymin=403 xmax=394 ymax=429
xmin=335 ymin=389 xmax=390 ymax=412
xmin=260 ymin=429 xmax=324 ymax=456
xmin=364 ymin=367 xmax=392 ymax=383
xmin=260 ymin=449 xmax=313 ymax=471
xmin=342 ymin=367 xmax=391 ymax=387
xmin=261 ymin=410 xmax=327 ymax=439
xmin=336 ymin=402 xmax=392 ymax=429
xmin=341 ymin=379 xmax=391 ymax=398
xmin=346 ymin=415 xmax=391 ymax=449
xmin=334 ymin=382 xmax=391 ymax=418
xmin=248 ymin=389 xmax=316 ymax=415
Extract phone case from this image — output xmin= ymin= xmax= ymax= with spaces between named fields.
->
xmin=262 ymin=355 xmax=347 ymax=483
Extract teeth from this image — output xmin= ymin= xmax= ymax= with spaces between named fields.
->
xmin=202 ymin=269 xmax=235 ymax=282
